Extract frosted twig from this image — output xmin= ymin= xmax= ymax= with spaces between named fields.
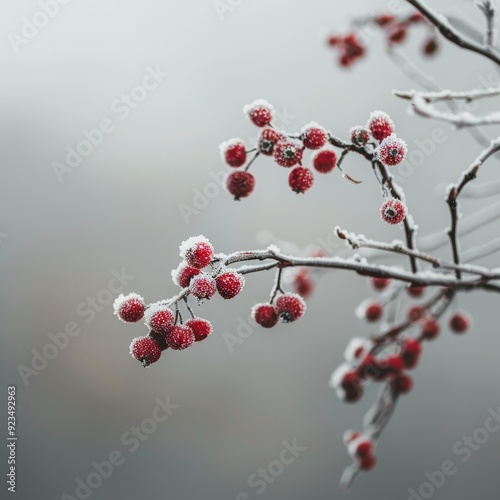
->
xmin=404 ymin=0 xmax=500 ymax=66
xmin=476 ymin=0 xmax=497 ymax=48
xmin=394 ymin=87 xmax=500 ymax=102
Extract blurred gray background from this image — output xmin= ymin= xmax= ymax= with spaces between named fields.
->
xmin=1 ymin=0 xmax=500 ymax=499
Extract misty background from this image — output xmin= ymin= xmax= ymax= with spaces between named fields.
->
xmin=1 ymin=0 xmax=500 ymax=499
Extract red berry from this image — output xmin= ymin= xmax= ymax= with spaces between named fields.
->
xmin=355 ymin=439 xmax=374 ymax=458
xmin=339 ymin=53 xmax=354 ymax=67
xmin=144 ymin=304 xmax=175 ymax=335
xmin=312 ymin=149 xmax=337 ymax=174
xmin=288 ymin=167 xmax=314 ymax=194
xmin=421 ymin=318 xmax=440 ymax=340
xmin=358 ymin=453 xmax=376 ymax=471
xmin=371 ymin=277 xmax=391 ymax=291
xmin=275 ymin=293 xmax=306 ymax=323
xmin=220 ymin=139 xmax=247 ymax=167
xmin=244 ymin=99 xmax=274 ymax=127
xmin=401 ymin=338 xmax=422 ymax=369
xmin=293 ymin=269 xmax=314 ymax=299
xmin=328 ymin=35 xmax=342 ymax=46
xmin=343 ymin=430 xmax=361 ymax=446
xmin=189 ymin=275 xmax=217 ymax=301
xmin=166 ymin=325 xmax=195 ymax=350
xmin=381 ymin=198 xmax=407 ymax=225
xmin=407 ymin=305 xmax=426 ymax=323
xmin=376 ymin=134 xmax=408 ymax=166
xmin=391 ymin=373 xmax=413 ymax=394
xmin=407 ymin=285 xmax=425 ymax=298
xmin=180 ymin=235 xmax=214 ymax=269
xmin=343 ymin=33 xmax=365 ymax=59
xmin=350 ymin=126 xmax=371 ymax=146
xmin=374 ymin=13 xmax=395 ymax=26
xmin=185 ymin=318 xmax=213 ymax=342
xmin=273 ymin=140 xmax=303 ymax=168
xmin=341 ymin=371 xmax=363 ymax=402
xmin=258 ymin=128 xmax=283 ymax=156
xmin=388 ymin=24 xmax=408 ymax=44
xmin=114 ymin=293 xmax=145 ymax=323
xmin=216 ymin=271 xmax=245 ymax=299
xmin=423 ymin=37 xmax=438 ymax=56
xmin=365 ymin=302 xmax=383 ymax=322
xmin=252 ymin=303 xmax=279 ymax=328
xmin=302 ymin=123 xmax=327 ymax=150
xmin=449 ymin=312 xmax=470 ymax=334
xmin=357 ymin=354 xmax=381 ymax=380
xmin=385 ymin=354 xmax=404 ymax=375
xmin=367 ymin=111 xmax=394 ymax=141
xmin=172 ymin=262 xmax=201 ymax=288
xmin=226 ymin=171 xmax=255 ymax=200
xmin=408 ymin=12 xmax=425 ymax=23
xmin=129 ymin=336 xmax=162 ymax=367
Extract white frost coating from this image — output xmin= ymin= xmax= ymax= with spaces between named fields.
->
xmin=329 ymin=362 xmax=351 ymax=389
xmin=171 ymin=262 xmax=186 ymax=286
xmin=366 ymin=110 xmax=395 ymax=129
xmin=347 ymin=435 xmax=372 ymax=458
xmin=113 ymin=292 xmax=144 ymax=317
xmin=219 ymin=138 xmax=245 ymax=160
xmin=375 ymin=134 xmax=408 ymax=165
xmin=355 ymin=298 xmax=380 ymax=321
xmin=243 ymin=98 xmax=274 ymax=116
xmin=344 ymin=337 xmax=373 ymax=362
xmin=343 ymin=430 xmax=359 ymax=447
xmin=179 ymin=235 xmax=212 ymax=259
xmin=301 ymin=121 xmax=326 ymax=134
xmin=267 ymin=244 xmax=281 ymax=254
xmin=143 ymin=302 xmax=173 ymax=327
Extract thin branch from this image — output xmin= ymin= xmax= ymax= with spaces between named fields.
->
xmin=476 ymin=0 xmax=497 ymax=48
xmin=404 ymin=0 xmax=500 ymax=66
xmin=394 ymin=87 xmax=500 ymax=102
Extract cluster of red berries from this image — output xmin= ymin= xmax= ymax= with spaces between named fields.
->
xmin=221 ymin=103 xmax=408 ymax=199
xmin=327 ymin=11 xmax=438 ymax=68
xmin=251 ymin=293 xmax=306 ymax=329
xmin=113 ymin=236 xmax=245 ymax=367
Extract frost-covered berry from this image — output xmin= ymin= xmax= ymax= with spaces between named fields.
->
xmin=252 ymin=303 xmax=279 ymax=328
xmin=388 ymin=24 xmax=408 ymax=44
xmin=275 ymin=293 xmax=306 ymax=323
xmin=216 ymin=271 xmax=245 ymax=299
xmin=273 ymin=140 xmax=303 ymax=167
xmin=172 ymin=262 xmax=201 ymax=288
xmin=302 ymin=122 xmax=327 ymax=150
xmin=344 ymin=337 xmax=373 ymax=363
xmin=367 ymin=111 xmax=394 ymax=141
xmin=381 ymin=198 xmax=407 ymax=225
xmin=343 ymin=33 xmax=365 ymax=60
xmin=243 ymin=99 xmax=274 ymax=127
xmin=356 ymin=354 xmax=380 ymax=379
xmin=341 ymin=371 xmax=363 ymax=402
xmin=189 ymin=275 xmax=217 ymax=301
xmin=180 ymin=235 xmax=214 ymax=269
xmin=407 ymin=285 xmax=425 ymax=298
xmin=449 ymin=312 xmax=470 ymax=334
xmin=350 ymin=126 xmax=371 ymax=146
xmin=376 ymin=134 xmax=408 ymax=166
xmin=409 ymin=12 xmax=425 ymax=23
xmin=130 ymin=336 xmax=162 ymax=367
xmin=371 ymin=277 xmax=391 ymax=291
xmin=185 ymin=318 xmax=213 ymax=342
xmin=288 ymin=167 xmax=314 ymax=193
xmin=258 ymin=128 xmax=283 ymax=156
xmin=401 ymin=338 xmax=422 ymax=369
xmin=166 ymin=325 xmax=195 ymax=350
xmin=226 ymin=171 xmax=255 ymax=200
xmin=353 ymin=438 xmax=374 ymax=459
xmin=312 ymin=149 xmax=337 ymax=174
xmin=421 ymin=318 xmax=440 ymax=340
xmin=407 ymin=305 xmax=426 ymax=323
xmin=113 ymin=293 xmax=145 ymax=323
xmin=293 ymin=269 xmax=314 ymax=299
xmin=144 ymin=304 xmax=175 ymax=335
xmin=385 ymin=354 xmax=404 ymax=375
xmin=220 ymin=139 xmax=247 ymax=167
xmin=391 ymin=373 xmax=413 ymax=394
xmin=365 ymin=302 xmax=383 ymax=322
